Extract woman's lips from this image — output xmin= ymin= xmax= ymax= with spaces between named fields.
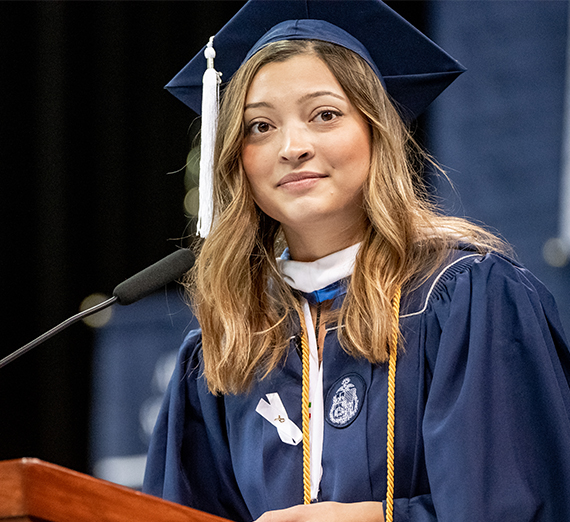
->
xmin=277 ymin=171 xmax=327 ymax=187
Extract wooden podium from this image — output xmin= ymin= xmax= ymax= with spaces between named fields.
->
xmin=0 ymin=458 xmax=232 ymax=522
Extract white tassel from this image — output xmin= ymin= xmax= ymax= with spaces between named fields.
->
xmin=198 ymin=36 xmax=221 ymax=238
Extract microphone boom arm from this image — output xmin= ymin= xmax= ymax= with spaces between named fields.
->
xmin=0 ymin=296 xmax=118 ymax=370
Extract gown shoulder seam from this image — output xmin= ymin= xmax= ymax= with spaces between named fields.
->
xmin=400 ymin=253 xmax=481 ymax=318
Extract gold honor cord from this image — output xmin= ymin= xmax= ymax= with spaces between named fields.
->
xmin=385 ymin=286 xmax=402 ymax=522
xmin=299 ymin=287 xmax=401 ymax=511
xmin=299 ymin=317 xmax=312 ymax=505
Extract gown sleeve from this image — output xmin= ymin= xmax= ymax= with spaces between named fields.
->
xmin=142 ymin=329 xmax=252 ymax=522
xmin=415 ymin=253 xmax=570 ymax=521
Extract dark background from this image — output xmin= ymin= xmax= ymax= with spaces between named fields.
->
xmin=0 ymin=1 xmax=425 ymax=476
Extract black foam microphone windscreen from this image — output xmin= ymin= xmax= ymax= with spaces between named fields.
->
xmin=113 ymin=248 xmax=195 ymax=305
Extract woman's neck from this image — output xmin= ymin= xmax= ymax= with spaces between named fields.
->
xmin=283 ymin=218 xmax=366 ymax=262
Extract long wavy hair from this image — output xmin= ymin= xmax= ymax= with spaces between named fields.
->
xmin=188 ymin=39 xmax=506 ymax=394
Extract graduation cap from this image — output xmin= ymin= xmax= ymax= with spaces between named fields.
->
xmin=168 ymin=0 xmax=465 ymax=236
xmin=167 ymin=0 xmax=465 ymax=118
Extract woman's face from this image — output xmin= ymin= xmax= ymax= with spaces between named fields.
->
xmin=241 ymin=53 xmax=371 ymax=243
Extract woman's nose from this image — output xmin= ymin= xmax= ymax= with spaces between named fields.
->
xmin=279 ymin=126 xmax=314 ymax=163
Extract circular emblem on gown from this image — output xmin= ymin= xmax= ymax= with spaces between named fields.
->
xmin=325 ymin=373 xmax=366 ymax=429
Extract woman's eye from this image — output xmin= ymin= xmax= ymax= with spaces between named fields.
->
xmin=248 ymin=121 xmax=271 ymax=134
xmin=314 ymin=110 xmax=341 ymax=123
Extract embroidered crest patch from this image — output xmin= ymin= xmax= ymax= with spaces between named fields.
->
xmin=325 ymin=373 xmax=366 ymax=428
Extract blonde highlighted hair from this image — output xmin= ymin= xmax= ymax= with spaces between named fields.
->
xmin=187 ymin=39 xmax=506 ymax=394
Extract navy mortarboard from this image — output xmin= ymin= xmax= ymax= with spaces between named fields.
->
xmin=166 ymin=0 xmax=465 ymax=119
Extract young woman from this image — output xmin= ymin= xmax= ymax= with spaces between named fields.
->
xmin=143 ymin=3 xmax=570 ymax=521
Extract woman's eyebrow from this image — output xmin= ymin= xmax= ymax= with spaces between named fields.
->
xmin=244 ymin=101 xmax=273 ymax=111
xmin=298 ymin=90 xmax=346 ymax=103
xmin=245 ymin=90 xmax=345 ymax=112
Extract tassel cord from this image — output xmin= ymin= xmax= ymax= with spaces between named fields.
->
xmin=198 ymin=37 xmax=221 ymax=238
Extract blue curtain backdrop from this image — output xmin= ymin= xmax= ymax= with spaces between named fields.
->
xmin=428 ymin=1 xmax=570 ymax=335
xmin=90 ymin=291 xmax=197 ymax=488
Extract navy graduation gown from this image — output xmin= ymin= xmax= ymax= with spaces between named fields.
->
xmin=143 ymin=252 xmax=570 ymax=521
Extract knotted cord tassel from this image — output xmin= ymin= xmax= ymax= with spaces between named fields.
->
xmin=385 ymin=286 xmax=401 ymax=522
xmin=198 ymin=36 xmax=221 ymax=238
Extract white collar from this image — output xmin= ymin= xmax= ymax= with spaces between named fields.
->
xmin=277 ymin=243 xmax=360 ymax=293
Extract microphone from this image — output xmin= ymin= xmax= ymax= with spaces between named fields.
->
xmin=113 ymin=248 xmax=194 ymax=305
xmin=0 ymin=248 xmax=195 ymax=370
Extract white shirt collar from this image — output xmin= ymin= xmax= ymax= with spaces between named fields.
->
xmin=277 ymin=243 xmax=360 ymax=293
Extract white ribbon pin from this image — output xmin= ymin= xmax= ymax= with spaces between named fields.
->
xmin=256 ymin=392 xmax=303 ymax=446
